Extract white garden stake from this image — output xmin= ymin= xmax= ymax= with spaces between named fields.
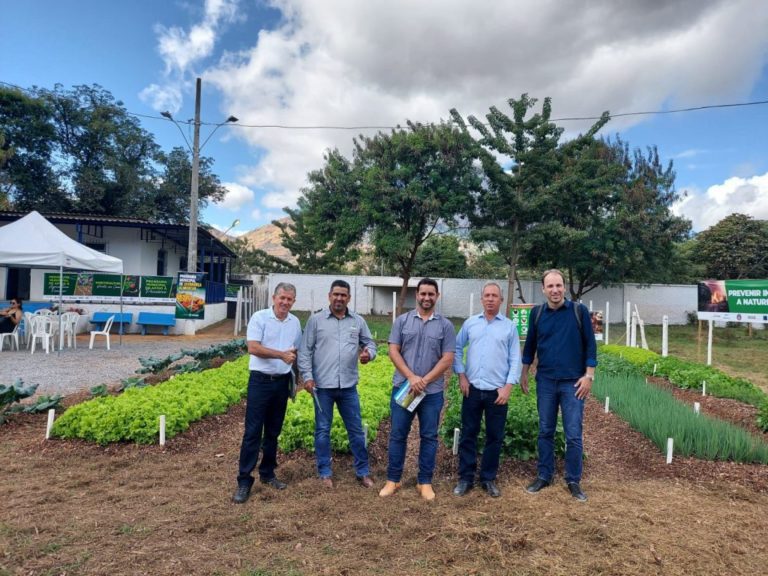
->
xmin=702 ymin=380 xmax=707 ymax=396
xmin=653 ymin=363 xmax=657 ymax=375
xmin=666 ymin=438 xmax=674 ymax=464
xmin=452 ymin=428 xmax=460 ymax=455
xmin=363 ymin=423 xmax=369 ymax=447
xmin=159 ymin=415 xmax=166 ymax=446
xmin=45 ymin=408 xmax=55 ymax=440
xmin=604 ymin=397 xmax=610 ymax=413
xmin=694 ymin=402 xmax=701 ymax=415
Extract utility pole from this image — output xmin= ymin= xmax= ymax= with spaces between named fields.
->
xmin=188 ymin=77 xmax=202 ymax=273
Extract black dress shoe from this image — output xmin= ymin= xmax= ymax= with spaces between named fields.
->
xmin=453 ymin=480 xmax=473 ymax=496
xmin=525 ymin=477 xmax=551 ymax=494
xmin=232 ymin=484 xmax=251 ymax=504
xmin=480 ymin=480 xmax=501 ymax=498
xmin=567 ymin=482 xmax=587 ymax=502
xmin=260 ymin=476 xmax=287 ymax=490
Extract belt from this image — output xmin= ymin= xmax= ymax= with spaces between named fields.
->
xmin=252 ymin=370 xmax=291 ymax=381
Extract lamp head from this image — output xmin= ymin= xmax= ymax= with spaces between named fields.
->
xmin=226 ymin=115 xmax=239 ymax=123
xmin=161 ymin=111 xmax=173 ymax=120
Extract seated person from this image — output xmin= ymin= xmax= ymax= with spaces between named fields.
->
xmin=0 ymin=298 xmax=23 ymax=333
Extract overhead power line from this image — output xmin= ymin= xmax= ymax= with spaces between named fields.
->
xmin=2 ymin=79 xmax=767 ymax=130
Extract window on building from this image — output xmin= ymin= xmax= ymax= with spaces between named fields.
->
xmin=86 ymin=242 xmax=107 ymax=253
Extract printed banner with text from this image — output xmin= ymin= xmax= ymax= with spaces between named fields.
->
xmin=44 ymin=273 xmax=175 ymax=303
xmin=176 ymin=272 xmax=207 ymax=320
xmin=696 ymin=279 xmax=768 ymax=323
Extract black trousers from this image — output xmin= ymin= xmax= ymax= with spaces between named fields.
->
xmin=236 ymin=371 xmax=290 ymax=487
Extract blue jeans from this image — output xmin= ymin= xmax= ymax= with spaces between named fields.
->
xmin=314 ymin=387 xmax=369 ymax=478
xmin=237 ymin=371 xmax=290 ymax=487
xmin=535 ymin=375 xmax=585 ymax=484
xmin=387 ymin=389 xmax=444 ymax=484
xmin=458 ymin=385 xmax=508 ymax=483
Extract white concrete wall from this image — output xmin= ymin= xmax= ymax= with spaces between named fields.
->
xmin=259 ymin=273 xmax=695 ymax=325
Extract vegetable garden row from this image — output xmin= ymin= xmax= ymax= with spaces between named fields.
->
xmin=2 ymin=339 xmax=767 ymax=464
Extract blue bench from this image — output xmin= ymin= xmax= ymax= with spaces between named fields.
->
xmin=91 ymin=312 xmax=133 ymax=335
xmin=136 ymin=312 xmax=176 ymax=336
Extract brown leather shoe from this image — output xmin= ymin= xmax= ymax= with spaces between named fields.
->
xmin=378 ymin=480 xmax=401 ymax=497
xmin=320 ymin=477 xmax=334 ymax=489
xmin=417 ymin=483 xmax=435 ymax=501
xmin=357 ymin=475 xmax=375 ymax=488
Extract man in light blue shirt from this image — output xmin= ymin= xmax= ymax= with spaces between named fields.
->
xmin=299 ymin=279 xmax=377 ymax=489
xmin=453 ymin=282 xmax=522 ymax=498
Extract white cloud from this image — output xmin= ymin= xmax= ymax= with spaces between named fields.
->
xmin=674 ymin=172 xmax=768 ymax=231
xmin=674 ymin=149 xmax=707 ymax=159
xmin=147 ymin=0 xmax=768 ymax=221
xmin=218 ymin=182 xmax=254 ymax=210
xmin=250 ymin=208 xmax=285 ymax=223
xmin=138 ymin=83 xmax=182 ymax=113
xmin=203 ymin=0 xmax=768 ymax=217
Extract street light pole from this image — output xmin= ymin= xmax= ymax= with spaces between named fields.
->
xmin=161 ymin=78 xmax=238 ymax=274
xmin=189 ymin=78 xmax=202 ymax=273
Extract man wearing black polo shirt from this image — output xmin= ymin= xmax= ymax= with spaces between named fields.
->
xmin=521 ymin=269 xmax=596 ymax=502
xmin=232 ymin=282 xmax=302 ymax=504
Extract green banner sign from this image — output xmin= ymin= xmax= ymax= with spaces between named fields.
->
xmin=44 ymin=273 xmax=176 ymax=303
xmin=140 ymin=276 xmax=175 ymax=300
xmin=697 ymin=279 xmax=768 ymax=323
xmin=175 ymin=272 xmax=206 ymax=320
xmin=509 ymin=304 xmax=536 ymax=339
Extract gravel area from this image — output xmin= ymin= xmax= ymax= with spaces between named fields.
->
xmin=1 ymin=328 xmax=240 ymax=397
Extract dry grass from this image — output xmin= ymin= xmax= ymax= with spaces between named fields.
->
xmin=2 ymin=392 xmax=767 ymax=576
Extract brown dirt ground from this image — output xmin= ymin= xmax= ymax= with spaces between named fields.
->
xmin=1 ymin=372 xmax=767 ymax=576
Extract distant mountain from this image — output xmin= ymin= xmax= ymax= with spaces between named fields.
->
xmin=236 ymin=218 xmax=295 ymax=263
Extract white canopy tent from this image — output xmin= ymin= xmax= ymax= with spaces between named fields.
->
xmin=0 ymin=211 xmax=123 ymax=350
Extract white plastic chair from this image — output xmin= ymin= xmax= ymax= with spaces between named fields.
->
xmin=34 ymin=309 xmax=55 ymax=316
xmin=30 ymin=315 xmax=55 ymax=354
xmin=60 ymin=312 xmax=80 ymax=349
xmin=0 ymin=322 xmax=21 ymax=351
xmin=89 ymin=315 xmax=114 ymax=350
xmin=22 ymin=311 xmax=34 ymax=346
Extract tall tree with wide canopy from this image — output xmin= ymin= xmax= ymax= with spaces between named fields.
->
xmin=275 ymin=149 xmax=365 ymax=273
xmin=0 ymin=87 xmax=66 ymax=211
xmin=1 ymin=83 xmax=227 ymax=223
xmin=354 ymin=121 xmax=481 ymax=312
xmin=694 ymin=213 xmax=768 ymax=279
xmin=523 ymin=136 xmax=691 ymax=299
xmin=451 ymin=94 xmax=608 ymax=309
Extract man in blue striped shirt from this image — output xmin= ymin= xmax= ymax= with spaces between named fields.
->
xmin=452 ymin=282 xmax=522 ymax=498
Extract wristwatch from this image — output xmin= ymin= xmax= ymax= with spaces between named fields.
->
xmin=584 ymin=374 xmax=594 ymax=381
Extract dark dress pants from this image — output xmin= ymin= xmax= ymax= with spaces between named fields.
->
xmin=458 ymin=385 xmax=509 ymax=483
xmin=237 ymin=371 xmax=290 ymax=487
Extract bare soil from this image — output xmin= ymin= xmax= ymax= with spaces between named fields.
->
xmin=1 ymin=374 xmax=767 ymax=575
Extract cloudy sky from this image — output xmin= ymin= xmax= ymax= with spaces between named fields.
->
xmin=2 ymin=0 xmax=767 ymax=233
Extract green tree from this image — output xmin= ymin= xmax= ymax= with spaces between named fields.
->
xmin=39 ymin=84 xmax=160 ymax=216
xmin=152 ymin=147 xmax=227 ymax=223
xmin=466 ymin=248 xmax=509 ymax=279
xmin=524 ymin=136 xmax=691 ymax=299
xmin=695 ymin=213 xmax=768 ymax=279
xmin=275 ymin=149 xmax=365 ymax=273
xmin=354 ymin=121 xmax=481 ymax=312
xmin=451 ymin=94 xmax=609 ymax=309
xmin=412 ymin=234 xmax=468 ymax=278
xmin=0 ymin=87 xmax=66 ymax=211
xmin=1 ymin=83 xmax=227 ymax=223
